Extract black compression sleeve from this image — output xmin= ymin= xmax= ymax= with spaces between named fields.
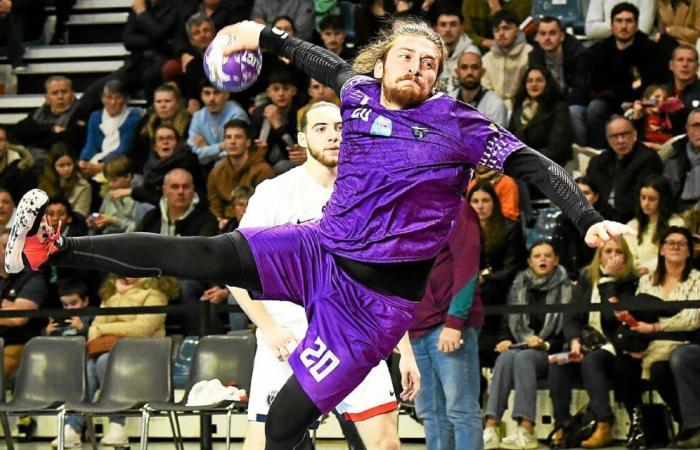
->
xmin=503 ymin=147 xmax=604 ymax=236
xmin=52 ymin=232 xmax=262 ymax=292
xmin=259 ymin=25 xmax=357 ymax=95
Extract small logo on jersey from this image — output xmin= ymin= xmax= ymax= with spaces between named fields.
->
xmin=370 ymin=115 xmax=392 ymax=137
xmin=411 ymin=126 xmax=428 ymax=139
xmin=266 ymin=390 xmax=278 ymax=406
xmin=296 ymin=217 xmax=314 ymax=225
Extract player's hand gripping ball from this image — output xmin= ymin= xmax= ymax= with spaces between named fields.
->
xmin=203 ymin=34 xmax=262 ymax=93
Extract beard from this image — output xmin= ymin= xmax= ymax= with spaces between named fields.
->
xmin=460 ymin=79 xmax=480 ymax=90
xmin=308 ymin=146 xmax=338 ymax=168
xmin=383 ymin=76 xmax=428 ymax=108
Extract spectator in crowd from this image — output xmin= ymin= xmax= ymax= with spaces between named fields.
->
xmin=615 ymin=226 xmax=700 ymax=448
xmin=222 ymin=185 xmax=252 ymax=232
xmin=187 ymin=81 xmax=249 ymax=167
xmin=410 ymin=201 xmax=484 ymax=450
xmin=483 ymin=240 xmax=571 ymax=450
xmin=657 ymin=0 xmax=700 ymax=47
xmin=78 ymin=80 xmax=142 ymax=181
xmin=61 ymin=275 xmax=178 ymax=446
xmin=0 ymin=125 xmax=36 ymax=205
xmin=529 ymin=17 xmax=591 ymax=146
xmin=74 ymin=0 xmax=181 ymax=116
xmin=45 ymin=197 xmax=88 ymax=238
xmin=319 ymin=15 xmax=356 ymax=62
xmin=469 ymin=182 xmax=527 ymax=372
xmin=44 ymin=278 xmax=91 ymax=338
xmin=177 ymin=14 xmax=216 ymax=114
xmin=509 ymin=66 xmax=573 ymax=168
xmin=207 ymin=120 xmax=274 ymax=230
xmin=90 ymin=156 xmax=140 ymax=235
xmin=0 ymin=0 xmax=26 ymax=70
xmin=125 ymin=125 xmax=204 ymax=207
xmin=136 ymin=168 xmax=219 ymax=335
xmin=0 ymin=190 xmax=15 ymax=232
xmin=586 ymin=116 xmax=664 ymax=222
xmin=667 ymin=45 xmax=700 ymax=134
xmin=38 ymin=146 xmax=91 ymax=218
xmin=665 ymin=108 xmax=700 ymax=210
xmin=461 ymin=0 xmax=532 ymax=51
xmin=296 ymin=78 xmax=340 ymax=127
xmin=434 ymin=7 xmax=479 ymax=93
xmin=627 ymin=84 xmax=675 ymax=151
xmin=481 ymin=11 xmax=533 ymax=111
xmin=0 ymin=229 xmax=49 ymax=380
xmin=449 ymin=50 xmax=508 ymax=127
xmin=585 ymin=0 xmax=656 ymax=40
xmin=13 ymin=76 xmax=86 ymax=163
xmin=548 ymin=238 xmax=639 ymax=448
xmin=467 ymin=166 xmax=520 ymax=221
xmin=51 ymin=0 xmax=76 ymax=45
xmin=625 ymin=175 xmax=686 ymax=275
xmin=129 ymin=84 xmax=191 ymax=173
xmin=661 ymin=343 xmax=700 ymax=447
xmin=250 ymin=70 xmax=302 ymax=175
xmin=251 ymin=0 xmax=316 ymax=41
xmin=552 ymin=176 xmax=619 ymax=280
xmin=587 ymin=3 xmax=668 ymax=149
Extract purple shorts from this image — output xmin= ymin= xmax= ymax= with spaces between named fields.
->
xmin=238 ymin=222 xmax=417 ymax=414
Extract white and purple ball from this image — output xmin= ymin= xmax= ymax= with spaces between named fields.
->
xmin=203 ymin=34 xmax=263 ymax=93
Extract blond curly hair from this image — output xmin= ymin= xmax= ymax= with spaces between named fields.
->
xmin=353 ymin=17 xmax=447 ymax=90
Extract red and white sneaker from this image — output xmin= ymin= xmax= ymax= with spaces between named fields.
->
xmin=4 ymin=189 xmax=59 ymax=273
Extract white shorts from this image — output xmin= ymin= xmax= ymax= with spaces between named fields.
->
xmin=247 ymin=333 xmax=397 ymax=423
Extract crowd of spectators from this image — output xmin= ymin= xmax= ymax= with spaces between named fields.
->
xmin=3 ymin=0 xmax=700 ymax=448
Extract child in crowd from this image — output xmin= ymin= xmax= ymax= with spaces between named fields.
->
xmin=223 ymin=186 xmax=253 ymax=233
xmin=627 ymin=85 xmax=675 ymax=151
xmin=90 ymin=156 xmax=140 ymax=234
xmin=44 ymin=278 xmax=92 ymax=337
xmin=38 ymin=146 xmax=92 ymax=218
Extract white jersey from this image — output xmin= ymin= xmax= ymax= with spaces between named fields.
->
xmin=237 ymin=164 xmax=396 ymax=422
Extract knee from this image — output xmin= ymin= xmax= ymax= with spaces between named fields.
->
xmin=367 ymin=434 xmax=400 ymax=450
xmin=670 ymin=346 xmax=689 ymax=373
xmin=513 ymin=349 xmax=538 ymax=370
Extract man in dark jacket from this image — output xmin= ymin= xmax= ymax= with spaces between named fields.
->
xmin=664 ymin=108 xmax=700 ymax=211
xmin=587 ymin=3 xmax=668 ymax=148
xmin=587 ymin=116 xmax=663 ymax=221
xmin=529 ymin=16 xmax=590 ymax=145
xmin=667 ymin=45 xmax=700 ymax=134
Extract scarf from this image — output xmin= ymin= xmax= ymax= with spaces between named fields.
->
xmin=95 ymin=107 xmax=130 ymax=162
xmin=681 ymin=142 xmax=700 ymax=201
xmin=520 ymin=99 xmax=538 ymax=128
xmin=508 ymin=265 xmax=572 ymax=342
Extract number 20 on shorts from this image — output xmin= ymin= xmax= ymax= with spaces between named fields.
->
xmin=300 ymin=337 xmax=340 ymax=382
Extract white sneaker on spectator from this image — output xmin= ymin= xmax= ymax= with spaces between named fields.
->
xmin=50 ymin=424 xmax=81 ymax=447
xmin=483 ymin=426 xmax=501 ymax=450
xmin=100 ymin=423 xmax=128 ymax=446
xmin=500 ymin=425 xmax=539 ymax=450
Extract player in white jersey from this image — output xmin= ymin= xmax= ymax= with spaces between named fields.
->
xmin=230 ymin=101 xmax=417 ymax=450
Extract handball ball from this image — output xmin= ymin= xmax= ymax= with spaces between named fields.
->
xmin=203 ymin=34 xmax=263 ymax=93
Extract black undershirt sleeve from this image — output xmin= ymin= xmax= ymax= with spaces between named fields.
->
xmin=258 ymin=25 xmax=357 ymax=95
xmin=503 ymin=147 xmax=604 ymax=236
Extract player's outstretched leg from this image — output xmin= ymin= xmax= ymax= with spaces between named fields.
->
xmin=265 ymin=375 xmax=321 ymax=450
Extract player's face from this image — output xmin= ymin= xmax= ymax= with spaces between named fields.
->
xmin=320 ymin=28 xmax=346 ymax=54
xmin=223 ymin=126 xmax=251 ymax=158
xmin=189 ymin=21 xmax=215 ymax=51
xmin=456 ymin=52 xmax=484 ymax=90
xmin=611 ymin=11 xmax=637 ymax=42
xmin=301 ymin=105 xmax=342 ymax=168
xmin=377 ymin=35 xmax=441 ymax=109
xmin=201 ymin=87 xmax=229 ymax=113
xmin=670 ymin=48 xmax=699 ymax=83
xmin=154 ymin=128 xmax=178 ymax=159
xmin=154 ymin=91 xmax=179 ymax=120
xmin=535 ymin=21 xmax=564 ymax=52
xmin=307 ymin=79 xmax=335 ymax=102
xmin=528 ymin=243 xmax=559 ymax=277
xmin=493 ymin=21 xmax=518 ymax=48
xmin=163 ymin=171 xmax=195 ymax=210
xmin=469 ymin=189 xmax=494 ymax=221
xmin=0 ymin=192 xmax=14 ymax=225
xmin=435 ymin=14 xmax=461 ymax=46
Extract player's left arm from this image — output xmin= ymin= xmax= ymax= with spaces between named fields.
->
xmin=503 ymin=147 xmax=635 ymax=247
xmin=395 ymin=332 xmax=420 ymax=401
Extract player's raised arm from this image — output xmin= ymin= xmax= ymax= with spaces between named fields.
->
xmin=217 ymin=21 xmax=355 ymax=95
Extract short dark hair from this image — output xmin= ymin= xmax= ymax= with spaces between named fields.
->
xmin=611 ymin=2 xmax=639 ymax=23
xmin=574 ymin=175 xmax=601 ymax=195
xmin=267 ymin=68 xmax=297 ymax=86
xmin=273 ymin=15 xmax=296 ymax=33
xmin=186 ymin=12 xmax=214 ymax=38
xmin=529 ymin=238 xmax=556 ymax=256
xmin=538 ymin=16 xmax=563 ymax=32
xmin=319 ymin=15 xmax=345 ymax=32
xmin=47 ymin=196 xmax=74 ymax=215
xmin=436 ymin=6 xmax=464 ymax=23
xmin=103 ymin=156 xmax=133 ymax=179
xmin=491 ymin=10 xmax=519 ymax=28
xmin=671 ymin=44 xmax=699 ymax=62
xmin=223 ymin=119 xmax=251 ymax=138
xmin=58 ymin=277 xmax=88 ymax=299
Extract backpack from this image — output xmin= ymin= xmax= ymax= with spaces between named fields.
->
xmin=546 ymin=404 xmax=596 ymax=448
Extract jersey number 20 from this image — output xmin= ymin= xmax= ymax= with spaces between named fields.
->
xmin=300 ymin=337 xmax=340 ymax=382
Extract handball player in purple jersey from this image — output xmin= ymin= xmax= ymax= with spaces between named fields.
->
xmin=6 ymin=17 xmax=633 ymax=450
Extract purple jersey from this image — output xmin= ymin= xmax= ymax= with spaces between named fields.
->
xmin=319 ymin=76 xmax=524 ymax=262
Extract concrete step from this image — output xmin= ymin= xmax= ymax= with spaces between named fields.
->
xmin=0 ymin=43 xmax=127 ymax=63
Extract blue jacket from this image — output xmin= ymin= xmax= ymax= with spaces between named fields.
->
xmin=79 ymin=107 xmax=142 ymax=162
